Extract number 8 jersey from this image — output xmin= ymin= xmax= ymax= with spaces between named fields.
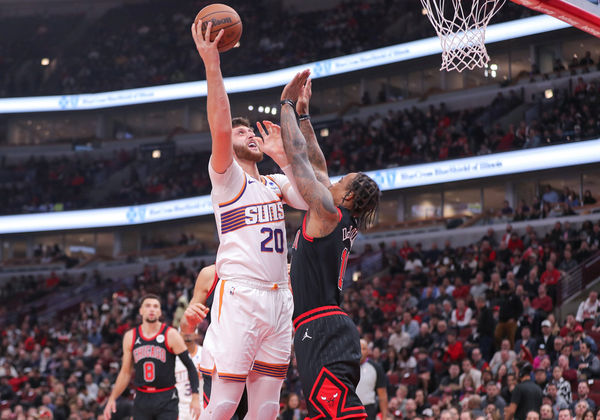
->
xmin=132 ymin=323 xmax=176 ymax=390
xmin=210 ymin=160 xmax=292 ymax=284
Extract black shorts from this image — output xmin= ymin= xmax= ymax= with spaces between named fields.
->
xmin=293 ymin=308 xmax=367 ymax=419
xmin=202 ymin=374 xmax=248 ymax=420
xmin=133 ymin=387 xmax=178 ymax=420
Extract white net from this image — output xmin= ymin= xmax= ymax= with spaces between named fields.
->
xmin=420 ymin=0 xmax=507 ymax=72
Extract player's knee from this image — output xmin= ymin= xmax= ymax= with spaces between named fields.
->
xmin=206 ymin=400 xmax=237 ymax=419
xmin=255 ymin=401 xmax=279 ymax=420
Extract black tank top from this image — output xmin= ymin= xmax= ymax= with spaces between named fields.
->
xmin=290 ymin=207 xmax=358 ymax=319
xmin=132 ymin=323 xmax=176 ymax=389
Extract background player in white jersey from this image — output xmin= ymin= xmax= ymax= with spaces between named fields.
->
xmin=190 ymin=21 xmax=309 ymax=420
xmin=175 ymin=331 xmax=203 ymax=420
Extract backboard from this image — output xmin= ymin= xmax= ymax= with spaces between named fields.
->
xmin=511 ymin=0 xmax=600 ymax=37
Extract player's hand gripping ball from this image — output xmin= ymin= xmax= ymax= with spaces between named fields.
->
xmin=194 ymin=4 xmax=242 ymax=53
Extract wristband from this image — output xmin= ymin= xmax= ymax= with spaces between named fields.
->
xmin=298 ymin=114 xmax=310 ymax=121
xmin=280 ymin=99 xmax=296 ymax=109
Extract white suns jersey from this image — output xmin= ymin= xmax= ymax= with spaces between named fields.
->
xmin=209 ymin=160 xmax=289 ymax=284
xmin=175 ymin=347 xmax=202 ymax=408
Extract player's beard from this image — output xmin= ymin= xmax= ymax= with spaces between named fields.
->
xmin=233 ymin=143 xmax=263 ymax=162
xmin=145 ymin=316 xmax=158 ymax=323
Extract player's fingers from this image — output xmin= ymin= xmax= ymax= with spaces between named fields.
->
xmin=307 ymin=78 xmax=312 ymax=95
xmin=204 ymin=21 xmax=212 ymax=42
xmin=214 ymin=28 xmax=225 ymax=44
xmin=256 ymin=121 xmax=267 ymax=138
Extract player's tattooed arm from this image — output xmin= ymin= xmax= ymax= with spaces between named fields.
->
xmin=280 ymin=103 xmax=337 ymax=221
xmin=296 ymin=79 xmax=331 ymax=188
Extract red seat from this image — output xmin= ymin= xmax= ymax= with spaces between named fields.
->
xmin=583 ymin=319 xmax=595 ymax=331
xmin=428 ymin=395 xmax=440 ymax=405
xmin=459 ymin=327 xmax=472 ymax=339
xmin=588 ymin=331 xmax=600 ymax=343
xmin=589 ymin=393 xmax=600 ymax=407
xmin=401 ymin=373 xmax=418 ymax=386
xmin=388 ymin=373 xmax=400 ymax=386
xmin=590 ymin=380 xmax=600 ymax=393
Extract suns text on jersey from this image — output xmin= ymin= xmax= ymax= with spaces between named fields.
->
xmin=133 ymin=345 xmax=167 ymax=363
xmin=244 ymin=202 xmax=284 ymax=225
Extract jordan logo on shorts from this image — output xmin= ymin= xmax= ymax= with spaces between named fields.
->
xmin=302 ymin=329 xmax=312 ymax=341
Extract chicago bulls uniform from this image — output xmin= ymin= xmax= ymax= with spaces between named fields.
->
xmin=290 ymin=207 xmax=367 ymax=420
xmin=175 ymin=347 xmax=202 ymax=420
xmin=200 ymin=159 xmax=293 ymax=383
xmin=132 ymin=323 xmax=178 ymax=420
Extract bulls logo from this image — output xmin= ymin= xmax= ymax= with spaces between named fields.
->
xmin=308 ymin=367 xmax=366 ymax=419
xmin=320 ymin=390 xmax=339 ymax=408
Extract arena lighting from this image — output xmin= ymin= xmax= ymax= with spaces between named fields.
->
xmin=0 ymin=15 xmax=569 ymax=114
xmin=0 ymin=138 xmax=599 ymax=234
xmin=545 ymin=89 xmax=554 ymax=99
xmin=40 ymin=58 xmax=50 ymax=66
xmin=151 ymin=149 xmax=161 ymax=159
xmin=271 ymin=108 xmax=277 ymax=115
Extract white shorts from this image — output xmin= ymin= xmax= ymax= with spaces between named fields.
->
xmin=199 ymin=278 xmax=293 ymax=382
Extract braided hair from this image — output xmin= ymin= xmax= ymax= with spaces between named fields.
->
xmin=343 ymin=172 xmax=381 ymax=230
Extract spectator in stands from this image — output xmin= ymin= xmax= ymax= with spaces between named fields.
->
xmin=476 ymin=295 xmax=496 ymax=360
xmin=545 ymin=382 xmax=569 ymax=414
xmin=547 ymin=365 xmax=572 ymax=404
xmin=559 ymin=250 xmax=578 ymax=273
xmin=443 ymin=329 xmax=465 ymax=364
xmin=495 ymin=283 xmax=523 ymax=348
xmin=543 ymin=186 xmax=561 ymax=205
xmin=572 ymin=381 xmax=596 ymax=412
xmin=532 ymin=284 xmax=554 ymax=315
xmin=471 ymin=272 xmax=489 ymax=300
xmin=490 ymin=339 xmax=517 ymax=375
xmin=576 ymin=291 xmax=600 ymax=323
xmin=539 ymin=320 xmax=556 ymax=351
xmin=515 ymin=325 xmax=537 ymax=356
xmin=576 ymin=341 xmax=600 ymax=379
xmin=583 ymin=190 xmax=596 ymax=205
xmin=539 ymin=404 xmax=553 ymax=420
xmin=451 ymin=299 xmax=473 ymax=330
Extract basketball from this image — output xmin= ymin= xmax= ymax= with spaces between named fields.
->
xmin=194 ymin=4 xmax=242 ymax=53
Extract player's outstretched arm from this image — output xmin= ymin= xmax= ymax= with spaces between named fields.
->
xmin=256 ymin=121 xmax=308 ymax=210
xmin=104 ymin=330 xmax=134 ymax=420
xmin=296 ymin=78 xmax=331 ymax=188
xmin=169 ymin=329 xmax=201 ymax=419
xmin=280 ymin=71 xmax=339 ymax=233
xmin=180 ymin=265 xmax=214 ymax=334
xmin=191 ymin=21 xmax=232 ymax=174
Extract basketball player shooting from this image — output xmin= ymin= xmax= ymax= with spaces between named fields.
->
xmin=103 ymin=294 xmax=201 ymax=420
xmin=280 ymin=70 xmax=381 ymax=420
xmin=190 ymin=20 xmax=309 ymax=420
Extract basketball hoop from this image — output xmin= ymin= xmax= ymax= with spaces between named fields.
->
xmin=420 ymin=0 xmax=507 ymax=72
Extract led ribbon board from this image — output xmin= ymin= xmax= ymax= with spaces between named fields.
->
xmin=0 ymin=15 xmax=569 ymax=114
xmin=1 ymin=139 xmax=598 ymax=234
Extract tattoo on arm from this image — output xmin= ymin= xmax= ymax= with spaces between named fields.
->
xmin=281 ymin=106 xmax=337 ymax=218
xmin=299 ymin=119 xmax=330 ymax=187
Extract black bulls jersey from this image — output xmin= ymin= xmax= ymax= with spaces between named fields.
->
xmin=132 ymin=323 xmax=176 ymax=389
xmin=205 ymin=272 xmax=219 ymax=325
xmin=290 ymin=207 xmax=358 ymax=319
